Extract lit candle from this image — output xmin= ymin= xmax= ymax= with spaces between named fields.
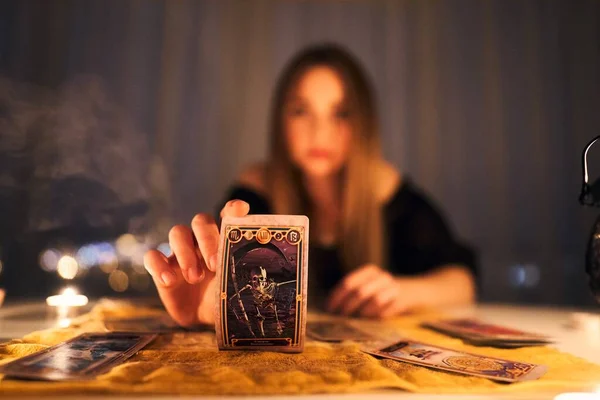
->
xmin=46 ymin=287 xmax=89 ymax=327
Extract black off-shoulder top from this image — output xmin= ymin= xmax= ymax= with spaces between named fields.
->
xmin=219 ymin=179 xmax=477 ymax=307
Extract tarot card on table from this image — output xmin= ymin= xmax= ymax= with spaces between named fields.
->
xmin=307 ymin=320 xmax=375 ymax=342
xmin=0 ymin=332 xmax=156 ymax=381
xmin=103 ymin=315 xmax=186 ymax=333
xmin=215 ymin=215 xmax=309 ymax=352
xmin=422 ymin=318 xmax=552 ymax=347
xmin=363 ymin=339 xmax=547 ymax=383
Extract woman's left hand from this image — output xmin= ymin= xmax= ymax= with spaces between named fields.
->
xmin=326 ymin=264 xmax=421 ymax=318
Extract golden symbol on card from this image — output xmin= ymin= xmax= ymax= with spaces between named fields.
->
xmin=221 ymin=292 xmax=227 ymax=300
xmin=274 ymin=232 xmax=283 ymax=241
xmin=286 ymin=229 xmax=301 ymax=244
xmin=296 ymin=294 xmax=302 ymax=301
xmin=409 ymin=349 xmax=442 ymax=360
xmin=256 ymin=228 xmax=271 ymax=244
xmin=228 ymin=228 xmax=242 ymax=243
xmin=443 ymin=356 xmax=503 ymax=372
xmin=243 ymin=230 xmax=254 ymax=240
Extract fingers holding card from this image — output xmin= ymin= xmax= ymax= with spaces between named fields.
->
xmin=215 ymin=215 xmax=309 ymax=352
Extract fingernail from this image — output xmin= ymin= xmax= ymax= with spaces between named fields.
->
xmin=181 ymin=269 xmax=190 ymax=282
xmin=188 ymin=266 xmax=199 ymax=282
xmin=161 ymin=271 xmax=176 ymax=286
xmin=209 ymin=254 xmax=218 ymax=271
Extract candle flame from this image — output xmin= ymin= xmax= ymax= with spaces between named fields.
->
xmin=62 ymin=287 xmax=77 ymax=296
xmin=46 ymin=287 xmax=88 ymax=307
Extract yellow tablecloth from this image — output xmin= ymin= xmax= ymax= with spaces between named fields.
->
xmin=1 ymin=300 xmax=599 ymax=395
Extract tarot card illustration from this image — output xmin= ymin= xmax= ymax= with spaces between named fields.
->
xmin=215 ymin=215 xmax=309 ymax=352
xmin=363 ymin=339 xmax=547 ymax=382
xmin=423 ymin=318 xmax=551 ymax=342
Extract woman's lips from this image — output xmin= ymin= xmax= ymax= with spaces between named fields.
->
xmin=307 ymin=149 xmax=333 ymax=159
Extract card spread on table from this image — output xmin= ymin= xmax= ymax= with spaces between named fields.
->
xmin=0 ymin=332 xmax=156 ymax=381
xmin=307 ymin=321 xmax=374 ymax=342
xmin=422 ymin=318 xmax=552 ymax=347
xmin=363 ymin=339 xmax=547 ymax=382
xmin=215 ymin=215 xmax=309 ymax=352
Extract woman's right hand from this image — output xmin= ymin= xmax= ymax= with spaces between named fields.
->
xmin=144 ymin=200 xmax=250 ymax=326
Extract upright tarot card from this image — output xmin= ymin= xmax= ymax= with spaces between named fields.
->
xmin=215 ymin=215 xmax=309 ymax=352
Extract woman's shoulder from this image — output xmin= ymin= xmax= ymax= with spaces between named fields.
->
xmin=382 ymin=171 xmax=448 ymax=224
xmin=377 ymin=163 xmax=439 ymax=214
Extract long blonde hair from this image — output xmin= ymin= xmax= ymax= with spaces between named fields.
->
xmin=267 ymin=44 xmax=385 ymax=271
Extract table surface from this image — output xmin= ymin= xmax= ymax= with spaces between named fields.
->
xmin=1 ymin=301 xmax=599 ymax=400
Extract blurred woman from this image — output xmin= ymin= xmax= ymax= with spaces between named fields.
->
xmin=144 ymin=44 xmax=476 ymax=326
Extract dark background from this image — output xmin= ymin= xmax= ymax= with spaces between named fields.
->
xmin=0 ymin=0 xmax=599 ymax=306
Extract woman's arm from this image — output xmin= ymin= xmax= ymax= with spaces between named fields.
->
xmin=327 ymin=263 xmax=475 ymax=318
xmin=327 ymin=181 xmax=478 ymax=318
xmin=395 ymin=265 xmax=476 ymax=309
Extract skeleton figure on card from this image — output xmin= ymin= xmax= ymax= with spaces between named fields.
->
xmin=229 ymin=262 xmax=296 ymax=337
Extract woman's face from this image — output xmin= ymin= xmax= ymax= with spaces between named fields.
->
xmin=284 ymin=66 xmax=352 ymax=179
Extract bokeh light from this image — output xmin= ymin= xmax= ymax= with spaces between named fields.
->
xmin=57 ymin=256 xmax=79 ymax=280
xmin=129 ymin=241 xmax=149 ymax=273
xmin=509 ymin=264 xmax=540 ymax=288
xmin=116 ymin=233 xmax=139 ymax=257
xmin=39 ymin=248 xmax=61 ymax=272
xmin=76 ymin=244 xmax=98 ymax=269
xmin=100 ymin=259 xmax=118 ymax=274
xmin=157 ymin=242 xmax=172 ymax=257
xmin=130 ymin=256 xmax=147 ymax=274
xmin=108 ymin=270 xmax=129 ymax=292
xmin=96 ymin=242 xmax=118 ymax=273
